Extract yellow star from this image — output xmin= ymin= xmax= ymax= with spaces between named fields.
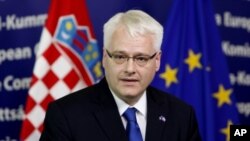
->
xmin=213 ymin=84 xmax=233 ymax=107
xmin=184 ymin=49 xmax=202 ymax=72
xmin=160 ymin=64 xmax=178 ymax=87
xmin=221 ymin=120 xmax=233 ymax=141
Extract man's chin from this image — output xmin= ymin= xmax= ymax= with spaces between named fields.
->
xmin=119 ymin=86 xmax=139 ymax=94
xmin=120 ymin=90 xmax=142 ymax=99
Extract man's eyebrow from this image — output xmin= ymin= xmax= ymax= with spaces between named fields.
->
xmin=134 ymin=53 xmax=151 ymax=56
xmin=112 ymin=51 xmax=127 ymax=54
xmin=112 ymin=51 xmax=151 ymax=56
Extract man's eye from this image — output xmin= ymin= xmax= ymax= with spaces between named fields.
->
xmin=135 ymin=57 xmax=148 ymax=62
xmin=113 ymin=55 xmax=126 ymax=59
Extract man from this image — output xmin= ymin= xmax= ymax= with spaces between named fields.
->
xmin=40 ymin=10 xmax=201 ymax=141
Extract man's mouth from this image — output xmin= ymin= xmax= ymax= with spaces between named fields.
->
xmin=120 ymin=78 xmax=139 ymax=84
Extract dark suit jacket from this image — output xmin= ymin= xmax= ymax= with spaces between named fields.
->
xmin=40 ymin=78 xmax=201 ymax=141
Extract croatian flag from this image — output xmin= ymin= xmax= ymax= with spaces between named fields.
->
xmin=20 ymin=0 xmax=103 ymax=140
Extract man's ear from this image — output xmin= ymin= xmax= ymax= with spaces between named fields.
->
xmin=155 ymin=52 xmax=162 ymax=71
xmin=102 ymin=48 xmax=106 ymax=68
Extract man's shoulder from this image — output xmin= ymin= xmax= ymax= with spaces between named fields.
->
xmin=61 ymin=82 xmax=99 ymax=99
xmin=147 ymin=86 xmax=193 ymax=111
xmin=48 ymin=82 xmax=103 ymax=111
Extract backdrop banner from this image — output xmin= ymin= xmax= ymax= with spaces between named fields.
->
xmin=0 ymin=0 xmax=249 ymax=140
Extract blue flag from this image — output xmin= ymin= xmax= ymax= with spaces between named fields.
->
xmin=151 ymin=0 xmax=239 ymax=141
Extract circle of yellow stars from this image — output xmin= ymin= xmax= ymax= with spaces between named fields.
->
xmin=159 ymin=48 xmax=235 ymax=141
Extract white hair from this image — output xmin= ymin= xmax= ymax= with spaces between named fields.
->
xmin=103 ymin=10 xmax=163 ymax=51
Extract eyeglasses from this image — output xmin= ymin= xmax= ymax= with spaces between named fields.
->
xmin=105 ymin=49 xmax=157 ymax=67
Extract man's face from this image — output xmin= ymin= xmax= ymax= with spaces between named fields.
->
xmin=102 ymin=28 xmax=161 ymax=105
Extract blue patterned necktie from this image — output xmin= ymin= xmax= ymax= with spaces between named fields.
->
xmin=123 ymin=108 xmax=143 ymax=141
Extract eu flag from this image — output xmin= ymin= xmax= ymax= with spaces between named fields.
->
xmin=151 ymin=0 xmax=239 ymax=141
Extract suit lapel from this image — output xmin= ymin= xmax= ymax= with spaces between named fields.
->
xmin=145 ymin=87 xmax=170 ymax=141
xmin=92 ymin=79 xmax=174 ymax=141
xmin=93 ymin=79 xmax=127 ymax=141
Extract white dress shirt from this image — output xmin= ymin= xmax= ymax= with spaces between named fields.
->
xmin=110 ymin=89 xmax=147 ymax=141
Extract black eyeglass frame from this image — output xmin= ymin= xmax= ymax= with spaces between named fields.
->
xmin=105 ymin=49 xmax=158 ymax=66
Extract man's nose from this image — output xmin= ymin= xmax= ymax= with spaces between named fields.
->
xmin=125 ymin=58 xmax=136 ymax=74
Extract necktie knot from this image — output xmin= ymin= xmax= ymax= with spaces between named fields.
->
xmin=123 ymin=107 xmax=137 ymax=122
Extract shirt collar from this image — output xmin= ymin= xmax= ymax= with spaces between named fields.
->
xmin=110 ymin=88 xmax=147 ymax=118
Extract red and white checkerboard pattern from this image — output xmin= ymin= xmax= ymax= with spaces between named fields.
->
xmin=20 ymin=0 xmax=101 ymax=139
xmin=21 ymin=33 xmax=87 ymax=140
